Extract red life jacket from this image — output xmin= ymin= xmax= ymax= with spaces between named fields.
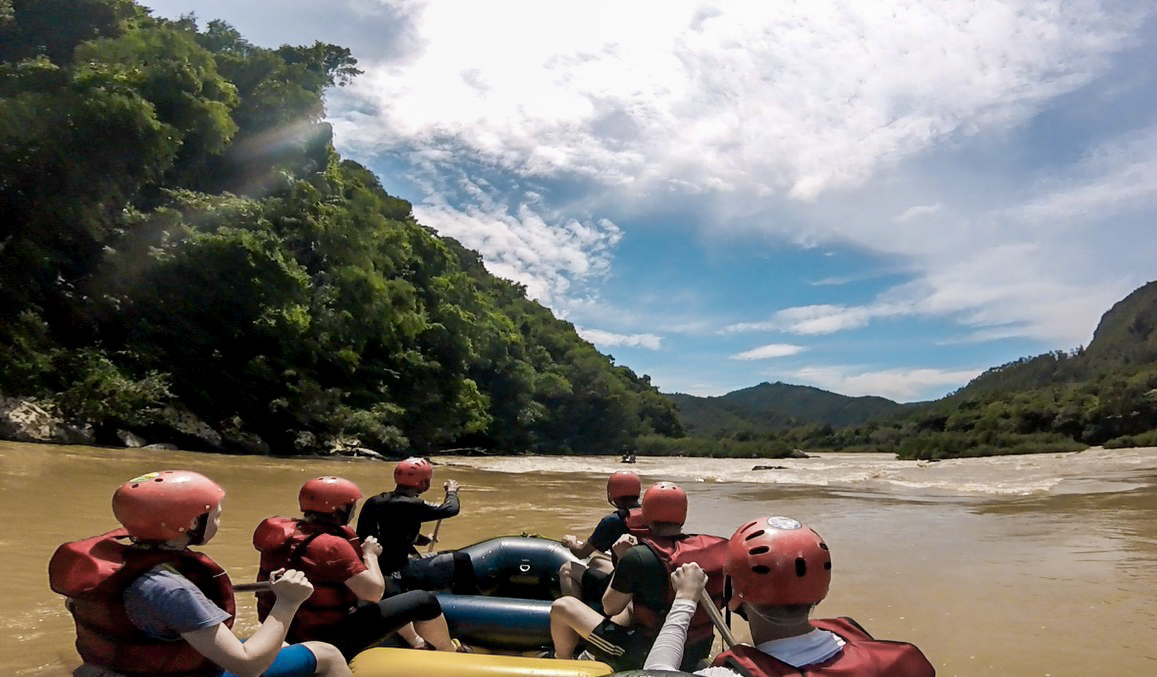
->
xmin=48 ymin=528 xmax=234 ymax=677
xmin=632 ymin=533 xmax=729 ymax=645
xmin=712 ymin=617 xmax=936 ymax=677
xmin=615 ymin=506 xmax=651 ymax=538
xmin=253 ymin=516 xmax=362 ymax=643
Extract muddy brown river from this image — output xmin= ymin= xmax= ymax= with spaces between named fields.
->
xmin=3 ymin=441 xmax=1156 ymax=676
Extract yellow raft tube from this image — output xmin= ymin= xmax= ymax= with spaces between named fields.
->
xmin=350 ymin=647 xmax=614 ymax=676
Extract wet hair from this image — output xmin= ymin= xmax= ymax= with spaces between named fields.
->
xmin=303 ymin=503 xmax=355 ymax=525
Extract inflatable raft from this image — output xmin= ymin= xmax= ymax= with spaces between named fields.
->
xmin=461 ymin=533 xmax=581 ymax=599
xmin=350 ymin=648 xmax=613 ymax=676
xmin=351 ymin=535 xmax=617 ymax=675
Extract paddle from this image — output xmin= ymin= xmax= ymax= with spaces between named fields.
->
xmin=426 ymin=519 xmax=443 ymax=553
xmin=234 ymin=581 xmax=273 ymax=593
xmin=699 ymin=588 xmax=738 ymax=648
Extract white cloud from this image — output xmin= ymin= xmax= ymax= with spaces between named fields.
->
xmin=334 ymin=0 xmax=1136 ymax=200
xmin=730 ymin=344 xmax=807 ymax=360
xmin=324 ymin=0 xmax=1153 ymax=348
xmin=895 ymin=203 xmax=943 ymax=222
xmin=413 ymin=181 xmax=622 ymax=307
xmin=1016 ymin=127 xmax=1157 ymax=223
xmin=723 ymin=303 xmax=912 ymax=335
xmin=577 ymin=328 xmax=663 ymax=350
xmin=788 ymin=365 xmax=984 ymax=401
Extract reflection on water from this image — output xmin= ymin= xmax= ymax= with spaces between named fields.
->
xmin=3 ymin=442 xmax=1157 ymax=676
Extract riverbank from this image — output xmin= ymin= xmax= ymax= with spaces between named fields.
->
xmin=0 ymin=393 xmax=397 ymax=460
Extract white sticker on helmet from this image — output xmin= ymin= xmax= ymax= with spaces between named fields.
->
xmin=765 ymin=516 xmax=802 ymax=530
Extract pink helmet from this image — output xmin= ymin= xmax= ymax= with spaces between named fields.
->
xmin=299 ymin=476 xmax=362 ymax=513
xmin=725 ymin=516 xmax=831 ymax=609
xmin=112 ymin=470 xmax=225 ymax=541
xmin=394 ymin=457 xmax=433 ymax=491
xmin=607 ymin=471 xmax=641 ymax=506
xmin=642 ymin=482 xmax=687 ymax=525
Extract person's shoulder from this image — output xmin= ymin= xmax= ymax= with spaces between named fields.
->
xmin=313 ymin=530 xmax=360 ymax=552
xmin=125 ymin=564 xmax=205 ymax=605
xmin=599 ymin=510 xmax=627 ymax=525
xmin=628 ymin=542 xmax=667 ymax=570
xmin=362 ymin=492 xmax=400 ymax=508
xmin=130 ymin=564 xmax=192 ymax=589
xmin=619 ymin=543 xmax=653 ymax=565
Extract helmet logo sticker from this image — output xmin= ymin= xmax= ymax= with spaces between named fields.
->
xmin=766 ymin=516 xmax=802 ymax=530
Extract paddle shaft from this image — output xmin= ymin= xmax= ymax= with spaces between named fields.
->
xmin=426 ymin=519 xmax=443 ymax=553
xmin=699 ymin=588 xmax=738 ymax=648
xmin=234 ymin=581 xmax=273 ymax=593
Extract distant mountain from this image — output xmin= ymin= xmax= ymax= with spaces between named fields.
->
xmin=667 ymin=381 xmax=909 ymax=436
xmin=1076 ymin=280 xmax=1157 ymax=366
xmin=952 ymin=280 xmax=1157 ymax=398
xmin=868 ymin=279 xmax=1157 ymax=457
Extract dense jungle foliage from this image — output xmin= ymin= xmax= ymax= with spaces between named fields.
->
xmin=0 ymin=0 xmax=684 ymax=455
xmin=664 ymin=281 xmax=1157 ymax=459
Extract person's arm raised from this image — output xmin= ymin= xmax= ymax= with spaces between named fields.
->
xmin=643 ymin=563 xmax=706 ymax=672
xmin=601 ymin=535 xmax=640 ymax=616
xmin=181 ymin=569 xmax=313 ymax=677
xmin=345 ymin=535 xmax=386 ymax=602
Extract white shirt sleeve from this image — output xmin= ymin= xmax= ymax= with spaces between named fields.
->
xmin=642 ymin=598 xmax=743 ymax=677
xmin=643 ymin=598 xmax=697 ymax=671
xmin=695 ymin=668 xmax=744 ymax=677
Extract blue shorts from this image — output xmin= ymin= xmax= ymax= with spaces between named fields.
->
xmin=222 ymin=644 xmax=317 ymax=677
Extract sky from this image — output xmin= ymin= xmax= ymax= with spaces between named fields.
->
xmin=145 ymin=0 xmax=1157 ymax=402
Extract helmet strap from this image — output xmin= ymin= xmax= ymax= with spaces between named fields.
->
xmin=185 ymin=513 xmax=210 ymax=546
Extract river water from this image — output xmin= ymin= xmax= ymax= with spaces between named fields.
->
xmin=3 ymin=441 xmax=1156 ymax=676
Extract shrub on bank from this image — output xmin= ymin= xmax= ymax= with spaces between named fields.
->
xmin=896 ymin=432 xmax=1085 ymax=459
xmin=1104 ymin=429 xmax=1157 ymax=449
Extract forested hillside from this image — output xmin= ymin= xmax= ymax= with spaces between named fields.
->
xmin=669 ymin=382 xmax=907 ymax=436
xmin=654 ymin=282 xmax=1157 ymax=460
xmin=0 ymin=0 xmax=682 ymax=455
xmin=820 ymin=282 xmax=1157 ymax=458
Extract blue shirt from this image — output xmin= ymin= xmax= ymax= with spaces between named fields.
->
xmin=587 ymin=509 xmax=632 ymax=552
xmin=123 ymin=565 xmax=231 ymax=639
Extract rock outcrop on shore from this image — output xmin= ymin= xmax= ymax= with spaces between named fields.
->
xmin=0 ymin=396 xmax=94 ymax=445
xmin=0 ymin=392 xmax=397 ymax=460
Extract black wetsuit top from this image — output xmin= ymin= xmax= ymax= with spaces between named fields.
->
xmin=356 ymin=490 xmax=460 ymax=575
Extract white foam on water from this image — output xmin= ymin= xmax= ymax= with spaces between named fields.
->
xmin=439 ymin=447 xmax=1157 ymax=498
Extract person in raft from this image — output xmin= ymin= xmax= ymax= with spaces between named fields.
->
xmin=48 ymin=470 xmax=351 ymax=677
xmin=642 ymin=516 xmax=936 ymax=676
xmin=549 ymin=481 xmax=730 ymax=672
xmin=558 ymin=470 xmax=649 ymax=605
xmin=356 ymin=457 xmax=478 ymax=594
xmin=253 ymin=476 xmax=465 ymax=659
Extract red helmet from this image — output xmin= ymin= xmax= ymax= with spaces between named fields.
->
xmin=394 ymin=457 xmax=433 ymax=491
xmin=725 ymin=516 xmax=831 ymax=609
xmin=642 ymin=482 xmax=687 ymax=525
xmin=607 ymin=471 xmax=641 ymax=505
xmin=299 ymin=476 xmax=362 ymax=513
xmin=112 ymin=470 xmax=225 ymax=541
